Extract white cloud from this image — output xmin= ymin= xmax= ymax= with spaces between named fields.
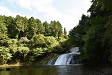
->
xmin=0 ymin=6 xmax=12 ymax=16
xmin=3 ymin=0 xmax=91 ymax=32
xmin=0 ymin=5 xmax=25 ymax=17
xmin=8 ymin=0 xmax=72 ymax=31
xmin=83 ymin=0 xmax=92 ymax=6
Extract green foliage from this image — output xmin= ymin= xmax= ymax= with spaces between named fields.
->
xmin=35 ymin=19 xmax=45 ymax=34
xmin=0 ymin=16 xmax=8 ymax=40
xmin=32 ymin=48 xmax=44 ymax=57
xmin=8 ymin=39 xmax=18 ymax=44
xmin=0 ymin=47 xmax=12 ymax=64
xmin=0 ymin=15 xmax=68 ymax=64
xmin=53 ymin=37 xmax=70 ymax=53
xmin=17 ymin=47 xmax=29 ymax=54
xmin=15 ymin=15 xmax=25 ymax=32
xmin=5 ymin=16 xmax=17 ymax=38
xmin=45 ymin=36 xmax=58 ymax=48
xmin=103 ymin=15 xmax=112 ymax=48
xmin=95 ymin=0 xmax=112 ymax=11
xmin=13 ymin=47 xmax=29 ymax=62
xmin=28 ymin=17 xmax=45 ymax=38
xmin=50 ymin=21 xmax=63 ymax=38
xmin=43 ymin=21 xmax=51 ymax=36
xmin=28 ymin=48 xmax=43 ymax=62
xmin=82 ymin=17 xmax=106 ymax=62
xmin=69 ymin=0 xmax=112 ymax=64
xmin=64 ymin=27 xmax=67 ymax=35
xmin=30 ymin=34 xmax=59 ymax=48
xmin=69 ymin=14 xmax=89 ymax=47
xmin=14 ymin=15 xmax=29 ymax=38
xmin=19 ymin=37 xmax=29 ymax=44
xmin=7 ymin=39 xmax=18 ymax=55
xmin=30 ymin=34 xmax=46 ymax=47
xmin=82 ymin=1 xmax=112 ymax=63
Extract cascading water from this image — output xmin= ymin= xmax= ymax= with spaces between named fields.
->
xmin=48 ymin=47 xmax=81 ymax=65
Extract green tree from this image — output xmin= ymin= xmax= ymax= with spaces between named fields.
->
xmin=43 ymin=21 xmax=50 ymax=36
xmin=30 ymin=34 xmax=46 ymax=48
xmin=82 ymin=17 xmax=107 ymax=63
xmin=50 ymin=21 xmax=62 ymax=39
xmin=0 ymin=15 xmax=8 ymax=39
xmin=57 ymin=21 xmax=63 ymax=39
xmin=69 ymin=14 xmax=89 ymax=47
xmin=15 ymin=15 xmax=23 ymax=38
xmin=94 ymin=0 xmax=112 ymax=11
xmin=0 ymin=47 xmax=12 ymax=64
xmin=35 ymin=19 xmax=45 ymax=34
xmin=0 ymin=16 xmax=8 ymax=47
xmin=64 ymin=27 xmax=67 ymax=35
xmin=15 ymin=15 xmax=28 ymax=39
xmin=5 ymin=16 xmax=16 ymax=38
xmin=17 ymin=47 xmax=29 ymax=61
xmin=0 ymin=14 xmax=68 ymax=64
xmin=28 ymin=17 xmax=37 ymax=38
xmin=21 ymin=16 xmax=28 ymax=37
xmin=81 ymin=0 xmax=112 ymax=63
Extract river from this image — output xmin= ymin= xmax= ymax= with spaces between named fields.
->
xmin=0 ymin=65 xmax=112 ymax=75
xmin=0 ymin=47 xmax=112 ymax=75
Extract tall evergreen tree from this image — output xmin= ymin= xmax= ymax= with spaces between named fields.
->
xmin=5 ymin=16 xmax=16 ymax=38
xmin=15 ymin=15 xmax=27 ymax=38
xmin=35 ymin=19 xmax=45 ymax=34
xmin=50 ymin=21 xmax=62 ymax=39
xmin=69 ymin=14 xmax=89 ymax=47
xmin=0 ymin=15 xmax=8 ymax=39
xmin=64 ymin=27 xmax=67 ymax=35
xmin=28 ymin=17 xmax=37 ymax=38
xmin=43 ymin=21 xmax=50 ymax=36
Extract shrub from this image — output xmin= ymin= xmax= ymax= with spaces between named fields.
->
xmin=0 ymin=47 xmax=12 ymax=64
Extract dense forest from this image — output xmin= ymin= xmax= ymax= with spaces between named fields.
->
xmin=0 ymin=15 xmax=68 ymax=64
xmin=69 ymin=0 xmax=112 ymax=64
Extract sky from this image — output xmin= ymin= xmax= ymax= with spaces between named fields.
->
xmin=0 ymin=0 xmax=92 ymax=32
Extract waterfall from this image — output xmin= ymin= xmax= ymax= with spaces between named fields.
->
xmin=48 ymin=47 xmax=81 ymax=65
xmin=55 ymin=54 xmax=71 ymax=65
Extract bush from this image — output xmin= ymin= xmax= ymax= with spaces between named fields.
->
xmin=17 ymin=47 xmax=29 ymax=60
xmin=30 ymin=34 xmax=46 ymax=47
xmin=45 ymin=36 xmax=58 ymax=48
xmin=0 ymin=47 xmax=12 ymax=64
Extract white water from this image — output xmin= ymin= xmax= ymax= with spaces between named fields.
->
xmin=55 ymin=54 xmax=73 ymax=65
xmin=54 ymin=47 xmax=81 ymax=65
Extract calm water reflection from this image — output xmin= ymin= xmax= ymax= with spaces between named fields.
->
xmin=0 ymin=65 xmax=112 ymax=75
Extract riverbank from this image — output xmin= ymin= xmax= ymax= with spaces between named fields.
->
xmin=0 ymin=53 xmax=59 ymax=68
xmin=0 ymin=62 xmax=24 ymax=68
